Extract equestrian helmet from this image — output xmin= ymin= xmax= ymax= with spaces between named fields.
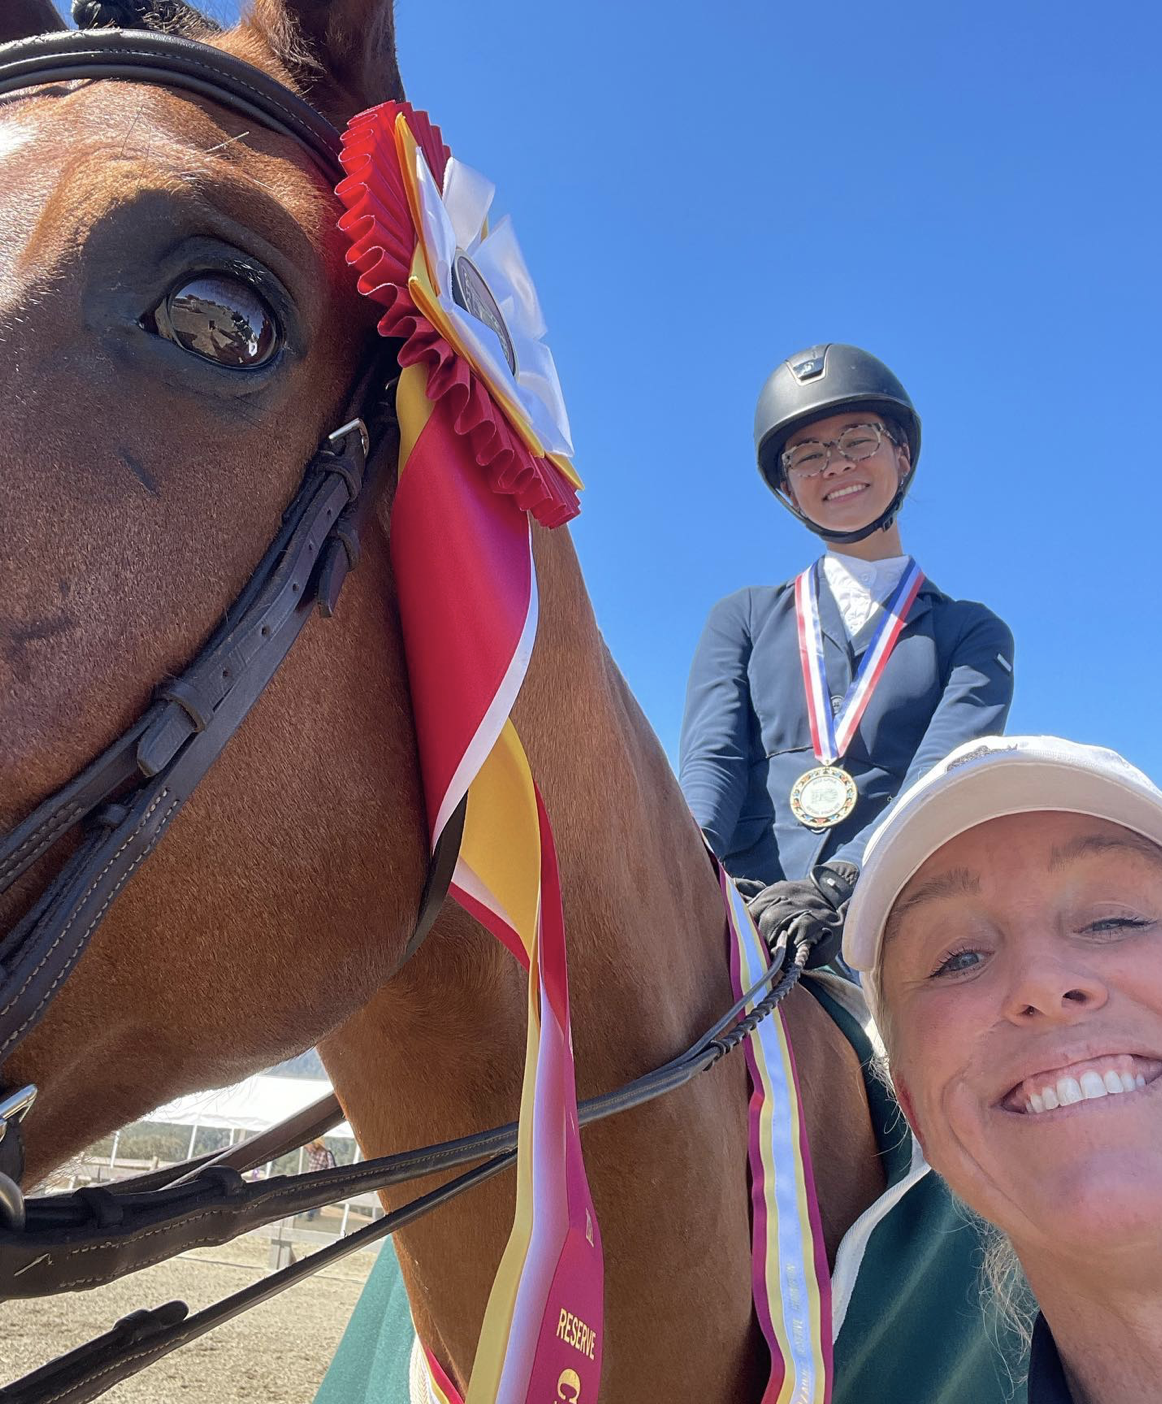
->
xmin=754 ymin=343 xmax=921 ymax=544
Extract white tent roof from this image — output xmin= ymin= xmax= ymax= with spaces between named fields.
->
xmin=149 ymin=1074 xmax=354 ymax=1139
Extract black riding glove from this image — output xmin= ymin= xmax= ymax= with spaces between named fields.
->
xmin=736 ymin=861 xmax=859 ymax=970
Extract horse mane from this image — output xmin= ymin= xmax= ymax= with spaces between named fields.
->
xmin=71 ymin=0 xmax=222 ymax=36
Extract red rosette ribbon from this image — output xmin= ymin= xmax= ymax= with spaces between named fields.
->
xmin=335 ymin=103 xmax=581 ymax=529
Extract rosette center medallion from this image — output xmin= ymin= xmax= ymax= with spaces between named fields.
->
xmin=450 ymin=250 xmax=516 ymax=374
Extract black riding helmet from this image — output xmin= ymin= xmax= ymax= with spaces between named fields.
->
xmin=754 ymin=344 xmax=921 ymax=545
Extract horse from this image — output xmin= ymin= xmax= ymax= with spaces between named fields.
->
xmin=0 ymin=2 xmax=971 ymax=1400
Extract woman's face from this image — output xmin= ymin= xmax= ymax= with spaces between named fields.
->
xmin=783 ymin=410 xmax=910 ymax=534
xmin=880 ymin=811 xmax=1162 ymax=1265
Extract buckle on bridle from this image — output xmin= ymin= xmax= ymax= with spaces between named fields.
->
xmin=327 ymin=417 xmax=370 ymax=458
xmin=0 ymin=1084 xmax=38 ymax=1140
xmin=0 ymin=1084 xmax=36 ymax=1231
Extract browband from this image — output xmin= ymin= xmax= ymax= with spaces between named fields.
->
xmin=0 ymin=28 xmax=344 ymax=180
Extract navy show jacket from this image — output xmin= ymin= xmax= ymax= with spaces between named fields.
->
xmin=678 ymin=568 xmax=1015 ymax=883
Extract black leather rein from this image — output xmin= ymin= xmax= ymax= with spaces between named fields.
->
xmin=0 ymin=937 xmax=816 ymax=1404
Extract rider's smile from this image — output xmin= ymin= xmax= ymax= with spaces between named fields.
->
xmin=784 ymin=410 xmax=910 ymax=533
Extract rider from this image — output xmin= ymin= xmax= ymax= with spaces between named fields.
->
xmin=679 ymin=343 xmax=1016 ymax=929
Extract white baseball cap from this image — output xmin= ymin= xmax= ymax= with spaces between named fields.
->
xmin=843 ymin=736 xmax=1162 ymax=996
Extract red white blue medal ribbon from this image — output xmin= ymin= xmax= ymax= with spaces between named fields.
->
xmin=794 ymin=558 xmax=925 ymax=765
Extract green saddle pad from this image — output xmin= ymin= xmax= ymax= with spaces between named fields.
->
xmin=315 ymin=1242 xmax=414 ymax=1404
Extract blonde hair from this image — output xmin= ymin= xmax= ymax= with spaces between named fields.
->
xmin=981 ymin=1227 xmax=1035 ymax=1358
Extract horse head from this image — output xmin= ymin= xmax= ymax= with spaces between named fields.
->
xmin=0 ymin=0 xmax=432 ymax=1179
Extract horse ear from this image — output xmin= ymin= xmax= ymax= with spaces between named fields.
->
xmin=0 ymin=1 xmax=68 ymax=43
xmin=247 ymin=0 xmax=403 ymax=122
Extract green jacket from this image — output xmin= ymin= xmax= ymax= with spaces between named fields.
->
xmin=806 ymin=977 xmax=1027 ymax=1403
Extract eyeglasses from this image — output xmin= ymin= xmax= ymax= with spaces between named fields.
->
xmin=781 ymin=423 xmax=895 ymax=480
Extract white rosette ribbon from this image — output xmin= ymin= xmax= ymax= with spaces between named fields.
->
xmin=409 ymin=150 xmax=576 ymax=467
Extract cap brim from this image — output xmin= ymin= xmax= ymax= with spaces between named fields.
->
xmin=844 ymin=752 xmax=1162 ymax=975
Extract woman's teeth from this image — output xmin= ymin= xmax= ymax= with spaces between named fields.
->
xmin=1024 ymin=1068 xmax=1147 ymax=1115
xmin=823 ymin=483 xmax=867 ymax=501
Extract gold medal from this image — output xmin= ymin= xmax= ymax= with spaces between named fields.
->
xmin=790 ymin=765 xmax=858 ymax=831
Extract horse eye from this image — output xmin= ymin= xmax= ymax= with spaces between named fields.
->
xmin=149 ymin=274 xmax=280 ymax=368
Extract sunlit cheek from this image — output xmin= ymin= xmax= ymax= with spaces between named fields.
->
xmin=938 ymin=1076 xmax=991 ymax=1161
xmin=891 ymin=1004 xmax=978 ymax=1160
xmin=872 ymin=460 xmax=898 ymax=499
xmin=889 ymin=1040 xmax=940 ymax=1138
xmin=908 ymin=1077 xmax=953 ymax=1162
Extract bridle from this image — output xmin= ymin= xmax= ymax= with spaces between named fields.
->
xmin=0 ymin=24 xmax=465 ymax=1179
xmin=0 ymin=28 xmax=847 ymax=1404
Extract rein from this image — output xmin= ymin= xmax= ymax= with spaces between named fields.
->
xmin=0 ymin=28 xmax=848 ymax=1404
xmin=0 ymin=937 xmax=819 ymax=1404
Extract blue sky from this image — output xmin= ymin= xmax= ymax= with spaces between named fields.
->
xmin=56 ymin=1 xmax=1162 ymax=781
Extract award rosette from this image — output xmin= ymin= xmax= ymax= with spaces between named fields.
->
xmin=336 ymin=103 xmax=834 ymax=1404
xmin=336 ymin=105 xmax=597 ymax=1404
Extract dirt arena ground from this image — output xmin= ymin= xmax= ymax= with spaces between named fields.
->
xmin=0 ymin=1231 xmax=377 ymax=1404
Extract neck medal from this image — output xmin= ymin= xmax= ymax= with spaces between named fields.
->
xmin=792 ymin=558 xmax=925 ymax=830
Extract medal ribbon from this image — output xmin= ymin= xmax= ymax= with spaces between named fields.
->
xmin=418 ymin=858 xmax=835 ymax=1404
xmin=794 ymin=559 xmax=925 ymax=765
